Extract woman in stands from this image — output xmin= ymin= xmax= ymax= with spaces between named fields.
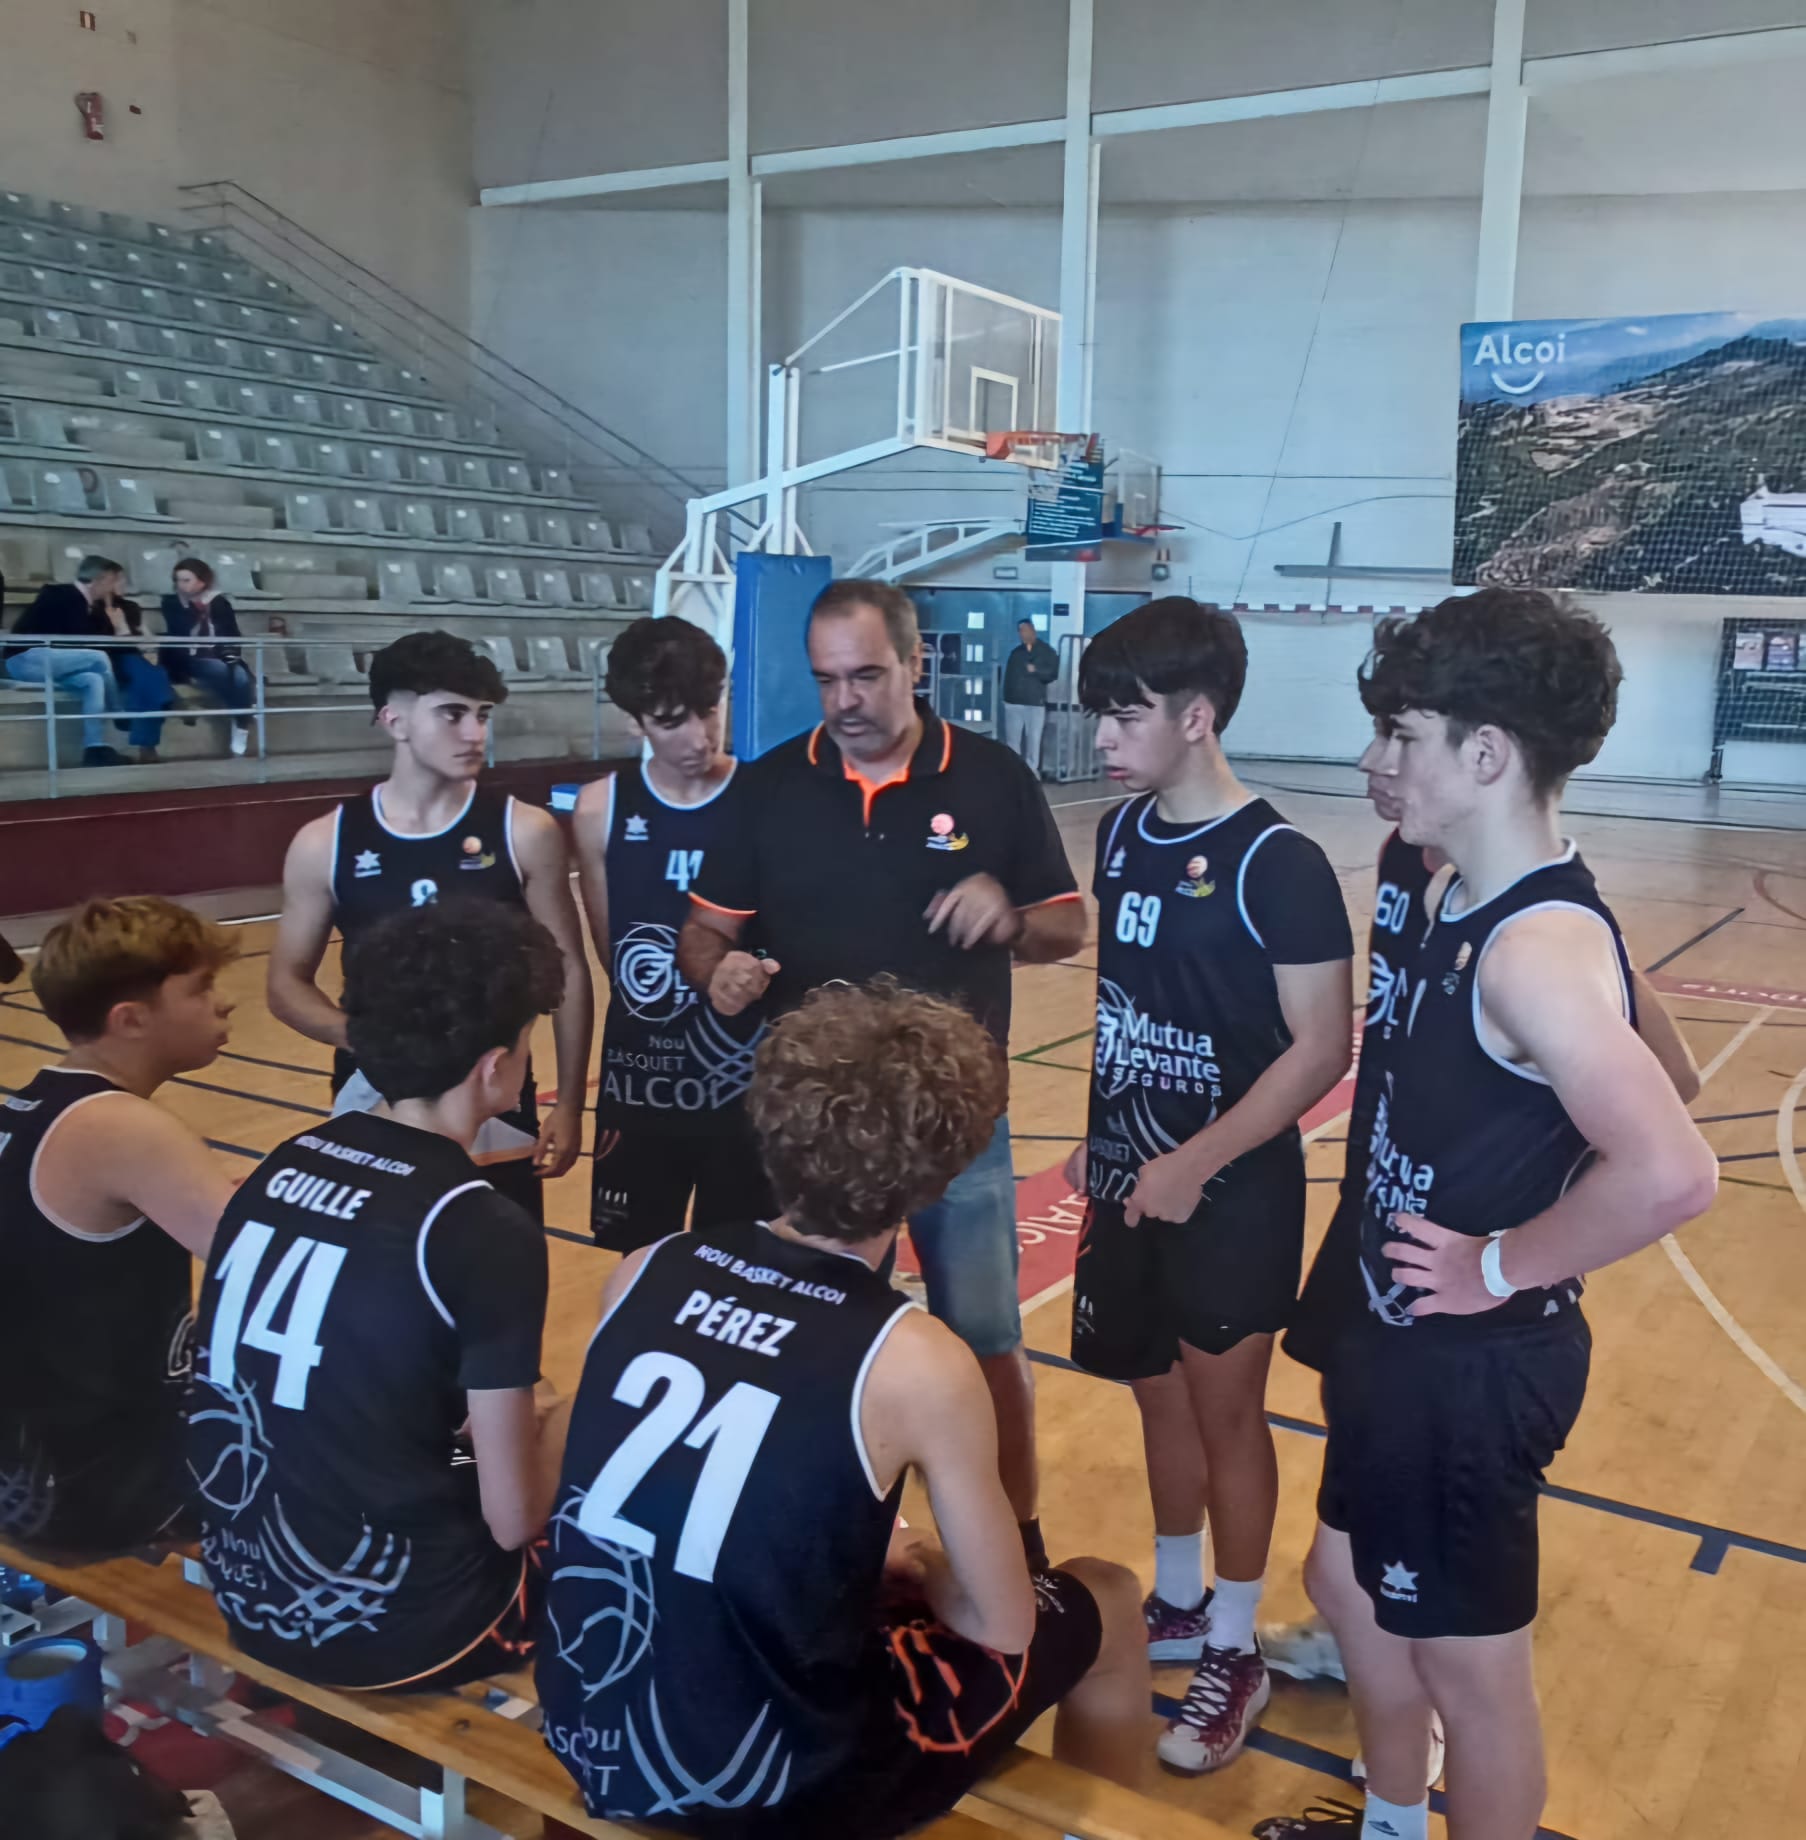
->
xmin=161 ymin=559 xmax=254 ymax=759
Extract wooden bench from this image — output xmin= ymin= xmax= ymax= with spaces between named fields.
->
xmin=0 ymin=1539 xmax=1237 ymax=1840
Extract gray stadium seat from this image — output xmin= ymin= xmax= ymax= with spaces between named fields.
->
xmin=454 ymin=458 xmax=493 ymax=493
xmin=76 ymin=276 xmax=122 ymax=311
xmin=410 ymin=452 xmax=449 ymax=487
xmin=303 ymin=644 xmax=364 ymax=686
xmin=284 ymin=390 xmax=326 ymax=424
xmin=578 ymin=569 xmax=619 ymax=609
xmin=176 ymin=376 xmax=220 ymax=412
xmin=398 ymin=500 xmax=439 ymax=540
xmin=493 ymin=508 xmax=531 ymax=546
xmin=576 ymin=634 xmax=612 ymax=681
xmin=134 ymin=286 xmax=180 ymax=319
xmin=205 ymin=336 xmax=249 ymax=371
xmin=344 ymin=360 xmax=391 ymax=393
xmin=575 ymin=516 xmax=616 ymax=550
xmin=532 ymin=567 xmax=575 ymax=608
xmin=145 ymin=328 xmax=196 ymax=364
xmin=32 ymin=464 xmax=96 ymax=513
xmin=295 ymin=353 xmax=336 ymax=385
xmin=379 ymin=405 xmax=417 ymax=438
xmin=527 ymin=636 xmax=576 ymax=678
xmin=113 ymin=368 xmax=156 ymax=402
xmin=378 ymin=559 xmax=432 ymax=603
xmin=445 ymin=504 xmax=487 ymax=546
xmin=35 ymin=308 xmax=82 ymax=343
xmin=257 ymin=434 xmax=302 ymax=472
xmin=209 ymin=552 xmax=259 ymax=596
xmin=255 ymin=345 xmax=297 ymax=379
xmin=618 ymin=522 xmax=655 ymax=554
xmin=435 ymin=562 xmax=480 ymax=601
xmin=476 ymin=636 xmax=525 ymax=679
xmin=485 ymin=565 xmax=530 ymax=604
xmin=284 ymin=489 xmax=335 ymax=533
xmin=334 ymin=398 xmax=373 ymax=432
xmin=17 ymin=404 xmax=72 ymax=446
xmin=417 ymin=411 xmax=458 ymax=442
xmin=621 ymin=572 xmax=653 ymax=609
xmin=195 ymin=427 xmax=241 ymax=466
xmin=538 ymin=465 xmax=573 ymax=496
xmin=230 ymin=383 xmax=274 ymax=418
xmin=111 ymin=476 xmax=166 ymax=520
xmin=494 ymin=461 xmax=531 ymax=495
xmin=0 ymin=468 xmax=14 ymax=511
xmin=340 ymin=493 xmax=386 ymax=535
xmin=359 ymin=446 xmax=401 ymax=482
xmin=94 ymin=318 xmax=142 ymax=353
xmin=467 ymin=411 xmax=501 ymax=445
xmin=127 ymin=545 xmax=186 ymax=594
xmin=312 ymin=441 xmax=353 ymax=477
xmin=45 ymin=202 xmax=92 ymax=234
xmin=537 ymin=513 xmax=575 ymax=549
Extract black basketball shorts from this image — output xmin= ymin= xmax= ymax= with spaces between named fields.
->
xmin=1070 ymin=1137 xmax=1306 ymax=1378
xmin=590 ymin=1113 xmax=775 ymax=1252
xmin=1317 ymin=1312 xmax=1591 ymax=1639
xmin=1282 ymin=1185 xmax=1364 ymax=1377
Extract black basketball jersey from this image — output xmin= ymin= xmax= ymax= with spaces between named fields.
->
xmin=1356 ymin=846 xmax=1634 ymax=1333
xmin=189 ymin=1110 xmax=546 ymax=1688
xmin=329 ymin=784 xmax=524 ymax=941
xmin=1086 ymin=794 xmax=1353 ymax=1207
xmin=0 ymin=1068 xmax=193 ymax=1551
xmin=538 ymin=1221 xmax=915 ymax=1824
xmin=597 ymin=763 xmax=764 ymax=1136
xmin=1337 ymin=830 xmax=1439 ymax=1217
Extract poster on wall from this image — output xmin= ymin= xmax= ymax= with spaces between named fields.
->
xmin=1455 ymin=312 xmax=1806 ymax=595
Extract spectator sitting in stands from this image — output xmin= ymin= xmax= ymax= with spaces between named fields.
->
xmin=94 ymin=580 xmax=176 ymax=765
xmin=161 ymin=559 xmax=253 ymax=759
xmin=3 ymin=555 xmax=131 ymax=767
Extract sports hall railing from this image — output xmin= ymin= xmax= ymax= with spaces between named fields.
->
xmin=3 ymin=632 xmax=616 ymax=798
xmin=177 ymin=181 xmax=753 ymax=554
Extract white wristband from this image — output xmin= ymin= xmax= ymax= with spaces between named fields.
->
xmin=1480 ymin=1232 xmax=1518 ymax=1299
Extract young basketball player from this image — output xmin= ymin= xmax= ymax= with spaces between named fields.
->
xmin=267 ymin=631 xmax=593 ymax=1224
xmin=1066 ymin=597 xmax=1354 ymax=1774
xmin=1295 ymin=590 xmax=1717 ymax=1840
xmin=572 ymin=616 xmax=770 ymax=1250
xmin=191 ymin=899 xmax=570 ymax=1691
xmin=539 ymin=980 xmax=1149 ymax=1837
xmin=0 ymin=897 xmax=238 ymax=1554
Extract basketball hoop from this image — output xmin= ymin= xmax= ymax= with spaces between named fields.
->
xmin=983 ymin=430 xmax=1098 ymax=467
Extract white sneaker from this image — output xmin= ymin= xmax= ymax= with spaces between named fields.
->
xmin=229 ymin=725 xmax=250 ymax=756
xmin=1352 ymin=1710 xmax=1446 ymax=1792
xmin=1257 ymin=1615 xmax=1345 ymax=1683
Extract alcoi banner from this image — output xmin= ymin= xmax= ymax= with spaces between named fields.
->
xmin=1455 ymin=312 xmax=1806 ymax=595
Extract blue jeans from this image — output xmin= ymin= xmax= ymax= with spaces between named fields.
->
xmin=115 ymin=651 xmax=174 ymax=749
xmin=905 ymin=1113 xmax=1022 ymax=1357
xmin=185 ymin=655 xmax=254 ymax=728
xmin=4 ymin=647 xmax=121 ymax=751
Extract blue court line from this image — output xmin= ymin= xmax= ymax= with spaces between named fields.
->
xmin=1024 ymin=1348 xmax=1806 ymax=1577
xmin=1642 ymin=907 xmax=1746 ymax=975
xmin=1719 ymin=1148 xmax=1804 ymax=1165
xmin=546 ymin=1223 xmax=598 ymax=1249
xmin=1149 ymin=1690 xmax=1581 ymax=1839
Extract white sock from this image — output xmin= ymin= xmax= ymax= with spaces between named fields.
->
xmin=1363 ymin=1791 xmax=1429 ymax=1840
xmin=1153 ymin=1532 xmax=1205 ymax=1611
xmin=1202 ymin=1572 xmax=1263 ymax=1653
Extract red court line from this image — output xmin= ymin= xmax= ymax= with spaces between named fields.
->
xmin=1649 ymin=972 xmax=1806 ymax=1012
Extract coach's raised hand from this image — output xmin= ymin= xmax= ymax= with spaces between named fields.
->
xmin=709 ymin=949 xmax=779 ymax=1017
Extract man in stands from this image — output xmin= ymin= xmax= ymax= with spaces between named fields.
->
xmin=539 ymin=979 xmax=1148 ymax=1836
xmin=268 ymin=631 xmax=593 ymax=1223
xmin=572 ymin=615 xmax=771 ymax=1249
xmin=1286 ymin=591 xmax=1717 ymax=1840
xmin=2 ymin=555 xmax=130 ymax=767
xmin=0 ymin=897 xmax=238 ymax=1554
xmin=191 ymin=900 xmax=572 ymax=1691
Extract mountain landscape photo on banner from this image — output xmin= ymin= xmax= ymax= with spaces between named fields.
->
xmin=1455 ymin=312 xmax=1806 ymax=595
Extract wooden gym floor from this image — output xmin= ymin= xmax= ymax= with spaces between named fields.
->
xmin=3 ymin=769 xmax=1804 ymax=1840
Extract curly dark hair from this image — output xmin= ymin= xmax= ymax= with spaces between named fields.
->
xmin=1079 ymin=596 xmax=1248 ymax=733
xmin=604 ymin=615 xmax=726 ymax=722
xmin=367 ymin=631 xmax=508 ymax=711
xmin=342 ymin=898 xmax=564 ymax=1102
xmin=1358 ymin=589 xmax=1621 ymax=797
xmin=746 ymin=980 xmax=1007 ymax=1244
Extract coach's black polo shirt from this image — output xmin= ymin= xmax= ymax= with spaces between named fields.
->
xmin=692 ymin=701 xmax=1079 ymax=1046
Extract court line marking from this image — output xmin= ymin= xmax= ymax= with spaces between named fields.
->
xmin=1778 ymin=1060 xmax=1806 ymax=1220
xmin=1643 ymin=906 xmax=1746 ymax=974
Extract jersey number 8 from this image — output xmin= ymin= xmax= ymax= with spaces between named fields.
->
xmin=1114 ymin=891 xmax=1162 ymax=948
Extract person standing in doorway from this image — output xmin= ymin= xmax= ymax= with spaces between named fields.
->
xmin=1002 ymin=617 xmax=1060 ymax=776
xmin=677 ymin=579 xmax=1086 ymax=1573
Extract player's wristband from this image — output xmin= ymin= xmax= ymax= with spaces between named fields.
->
xmin=1480 ymin=1232 xmax=1518 ymax=1300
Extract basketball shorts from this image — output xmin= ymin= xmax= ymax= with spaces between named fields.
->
xmin=1282 ymin=1184 xmax=1364 ymax=1376
xmin=732 ymin=1568 xmax=1102 ymax=1840
xmin=1070 ymin=1137 xmax=1306 ymax=1378
xmin=590 ymin=1113 xmax=775 ymax=1252
xmin=333 ymin=1050 xmax=543 ymax=1226
xmin=389 ymin=1551 xmax=545 ymax=1694
xmin=1317 ymin=1312 xmax=1591 ymax=1639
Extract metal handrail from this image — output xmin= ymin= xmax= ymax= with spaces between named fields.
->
xmin=1 ymin=630 xmax=606 ymax=797
xmin=176 ymin=181 xmax=749 ymax=545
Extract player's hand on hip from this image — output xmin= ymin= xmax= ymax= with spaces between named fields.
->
xmin=1125 ymin=1147 xmax=1205 ymax=1226
xmin=709 ymin=949 xmax=778 ymax=1017
xmin=535 ymin=1098 xmax=583 ymax=1180
xmin=1063 ymin=1142 xmax=1087 ymax=1195
xmin=924 ymin=873 xmax=1021 ymax=949
xmin=1381 ymin=1213 xmax=1497 ymax=1317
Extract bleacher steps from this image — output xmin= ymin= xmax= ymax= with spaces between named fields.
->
xmin=164 ymin=498 xmax=275 ymax=528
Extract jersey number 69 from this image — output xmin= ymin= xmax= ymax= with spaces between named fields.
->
xmin=1114 ymin=892 xmax=1162 ymax=948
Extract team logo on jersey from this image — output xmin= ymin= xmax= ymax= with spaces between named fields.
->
xmin=1441 ymin=939 xmax=1473 ymax=996
xmin=625 ymin=814 xmax=650 ymax=842
xmin=1379 ymin=1561 xmax=1419 ymax=1604
xmin=1105 ymin=846 xmax=1126 ymax=879
xmin=410 ymin=878 xmax=438 ymax=908
xmin=2 ymin=1095 xmax=38 ymax=1112
xmin=1175 ymin=854 xmax=1215 ymax=899
xmin=353 ymin=849 xmax=381 ymax=878
xmin=458 ymin=835 xmax=495 ymax=871
xmin=926 ymin=812 xmax=969 ymax=851
xmin=613 ymin=923 xmax=696 ymax=1023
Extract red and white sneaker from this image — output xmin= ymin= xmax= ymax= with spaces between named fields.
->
xmin=1143 ymin=1588 xmax=1212 ymax=1662
xmin=1156 ymin=1642 xmax=1270 ymax=1774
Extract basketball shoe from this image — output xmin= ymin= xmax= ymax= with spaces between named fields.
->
xmin=1250 ymin=1798 xmax=1362 ymax=1836
xmin=1156 ymin=1641 xmax=1270 ymax=1774
xmin=1144 ymin=1587 xmax=1213 ymax=1662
